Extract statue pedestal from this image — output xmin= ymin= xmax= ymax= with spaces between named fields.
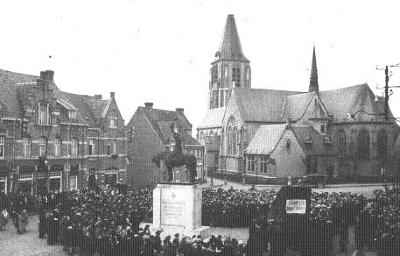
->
xmin=151 ymin=183 xmax=210 ymax=238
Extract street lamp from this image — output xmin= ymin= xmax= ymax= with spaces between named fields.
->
xmin=205 ymin=136 xmax=213 ymax=186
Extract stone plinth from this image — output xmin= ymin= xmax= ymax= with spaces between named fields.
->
xmin=152 ymin=183 xmax=210 ymax=238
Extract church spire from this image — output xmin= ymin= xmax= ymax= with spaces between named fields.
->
xmin=309 ymin=46 xmax=319 ymax=92
xmin=215 ymin=14 xmax=249 ymax=63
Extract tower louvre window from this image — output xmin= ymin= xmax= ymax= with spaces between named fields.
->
xmin=232 ymin=67 xmax=241 ymax=87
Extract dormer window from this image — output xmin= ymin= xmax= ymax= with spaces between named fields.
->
xmin=38 ymin=104 xmax=51 ymax=125
xmin=109 ymin=112 xmax=117 ymax=129
xmin=320 ymin=124 xmax=326 ymax=134
xmin=69 ymin=110 xmax=77 ymax=120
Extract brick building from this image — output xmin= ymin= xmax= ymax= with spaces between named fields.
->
xmin=0 ymin=69 xmax=127 ymax=194
xmin=197 ymin=14 xmax=400 ymax=181
xmin=126 ymin=103 xmax=205 ymax=189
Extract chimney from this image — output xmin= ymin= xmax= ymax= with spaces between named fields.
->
xmin=40 ymin=70 xmax=54 ymax=82
xmin=176 ymin=108 xmax=184 ymax=114
xmin=144 ymin=102 xmax=153 ymax=108
xmin=110 ymin=92 xmax=115 ymax=98
xmin=94 ymin=94 xmax=102 ymax=100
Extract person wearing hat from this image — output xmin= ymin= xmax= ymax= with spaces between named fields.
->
xmin=154 ymin=230 xmax=162 ymax=255
xmin=162 ymin=235 xmax=174 ymax=256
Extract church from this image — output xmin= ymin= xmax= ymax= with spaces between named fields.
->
xmin=197 ymin=14 xmax=400 ymax=182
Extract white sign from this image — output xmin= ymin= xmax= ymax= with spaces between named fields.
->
xmin=286 ymin=199 xmax=306 ymax=214
xmin=160 ymin=187 xmax=188 ymax=226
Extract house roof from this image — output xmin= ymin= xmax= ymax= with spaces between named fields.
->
xmin=135 ymin=106 xmax=200 ymax=146
xmin=0 ymin=69 xmax=109 ymax=126
xmin=198 ymin=107 xmax=226 ymax=129
xmin=233 ymin=87 xmax=302 ymax=123
xmin=245 ymin=124 xmax=287 ymax=155
xmin=291 ymin=125 xmax=335 ymax=155
xmin=214 ymin=14 xmax=249 ymax=63
xmin=246 ymin=124 xmax=335 ymax=156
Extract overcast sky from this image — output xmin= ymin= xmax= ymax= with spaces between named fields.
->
xmin=1 ymin=0 xmax=399 ymax=130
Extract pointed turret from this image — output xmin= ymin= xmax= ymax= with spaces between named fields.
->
xmin=215 ymin=14 xmax=249 ymax=62
xmin=309 ymin=46 xmax=319 ymax=92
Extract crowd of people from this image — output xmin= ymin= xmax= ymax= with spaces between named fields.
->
xmin=2 ymin=184 xmax=400 ymax=255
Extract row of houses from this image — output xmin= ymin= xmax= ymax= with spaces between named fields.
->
xmin=0 ymin=69 xmax=204 ymax=194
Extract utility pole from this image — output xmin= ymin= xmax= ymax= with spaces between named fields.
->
xmin=385 ymin=65 xmax=389 ymax=121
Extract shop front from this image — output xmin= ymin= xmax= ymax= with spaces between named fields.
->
xmin=69 ymin=164 xmax=79 ymax=190
xmin=19 ymin=166 xmax=35 ymax=194
xmin=49 ymin=164 xmax=64 ymax=192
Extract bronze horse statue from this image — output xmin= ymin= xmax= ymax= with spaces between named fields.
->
xmin=152 ymin=124 xmax=197 ymax=183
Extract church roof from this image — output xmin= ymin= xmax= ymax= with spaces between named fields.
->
xmin=233 ymin=87 xmax=302 ymax=123
xmin=319 ymin=83 xmax=394 ymax=122
xmin=281 ymin=92 xmax=315 ymax=121
xmin=214 ymin=14 xmax=249 ymax=63
xmin=246 ymin=124 xmax=286 ymax=155
xmin=198 ymin=107 xmax=226 ymax=129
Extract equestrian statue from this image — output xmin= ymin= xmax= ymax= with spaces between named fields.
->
xmin=152 ymin=124 xmax=197 ymax=183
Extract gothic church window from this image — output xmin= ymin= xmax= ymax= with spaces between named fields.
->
xmin=260 ymin=156 xmax=268 ymax=173
xmin=226 ymin=118 xmax=238 ymax=155
xmin=377 ymin=129 xmax=387 ymax=160
xmin=335 ymin=130 xmax=346 ymax=155
xmin=247 ymin=156 xmax=256 ymax=172
xmin=357 ymin=129 xmax=370 ymax=159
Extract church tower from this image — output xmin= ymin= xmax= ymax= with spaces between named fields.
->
xmin=209 ymin=14 xmax=251 ymax=109
xmin=309 ymin=46 xmax=319 ymax=92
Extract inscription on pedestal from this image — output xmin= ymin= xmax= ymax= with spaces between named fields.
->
xmin=161 ymin=188 xmax=186 ymax=227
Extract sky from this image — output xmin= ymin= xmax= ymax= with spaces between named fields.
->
xmin=0 ymin=0 xmax=400 ymax=130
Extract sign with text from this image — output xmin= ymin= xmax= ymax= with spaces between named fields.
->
xmin=286 ymin=199 xmax=306 ymax=214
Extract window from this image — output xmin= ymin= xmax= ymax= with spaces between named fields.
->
xmin=211 ymin=65 xmax=218 ymax=84
xmin=246 ymin=68 xmax=250 ymax=81
xmin=107 ymin=144 xmax=111 ymax=155
xmin=112 ymin=141 xmax=117 ymax=154
xmin=260 ymin=156 xmax=268 ymax=173
xmin=39 ymin=137 xmax=46 ymax=156
xmin=109 ymin=112 xmax=117 ymax=129
xmin=69 ymin=110 xmax=77 ymax=120
xmin=88 ymin=140 xmax=94 ymax=155
xmin=247 ymin=156 xmax=256 ymax=172
xmin=335 ymin=130 xmax=346 ymax=155
xmin=71 ymin=139 xmax=78 ymax=157
xmin=377 ymin=129 xmax=387 ymax=160
xmin=38 ymin=104 xmax=51 ymax=125
xmin=306 ymin=156 xmax=318 ymax=174
xmin=357 ymin=129 xmax=370 ymax=159
xmin=224 ymin=65 xmax=228 ymax=78
xmin=320 ymin=124 xmax=326 ymax=133
xmin=226 ymin=118 xmax=238 ymax=156
xmin=22 ymin=138 xmax=31 ymax=157
xmin=54 ymin=138 xmax=61 ymax=157
xmin=69 ymin=176 xmax=77 ymax=190
xmin=0 ymin=136 xmax=4 ymax=158
xmin=232 ymin=67 xmax=241 ymax=87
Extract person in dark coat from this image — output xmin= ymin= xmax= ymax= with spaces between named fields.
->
xmin=153 ymin=230 xmax=162 ymax=254
xmin=47 ymin=211 xmax=59 ymax=245
xmin=38 ymin=207 xmax=46 ymax=239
